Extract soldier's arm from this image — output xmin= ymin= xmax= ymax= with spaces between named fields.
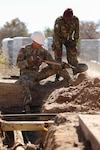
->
xmin=74 ymin=17 xmax=79 ymax=42
xmin=43 ymin=49 xmax=62 ymax=69
xmin=53 ymin=18 xmax=61 ymax=42
xmin=53 ymin=18 xmax=63 ymax=56
xmin=17 ymin=48 xmax=28 ymax=70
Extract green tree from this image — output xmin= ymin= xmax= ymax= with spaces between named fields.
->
xmin=0 ymin=18 xmax=30 ymax=48
xmin=79 ymin=21 xmax=100 ymax=39
xmin=44 ymin=27 xmax=53 ymax=37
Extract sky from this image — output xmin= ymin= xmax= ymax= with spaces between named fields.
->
xmin=0 ymin=0 xmax=100 ymax=33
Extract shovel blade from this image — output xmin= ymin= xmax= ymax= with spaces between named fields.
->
xmin=73 ymin=63 xmax=88 ymax=75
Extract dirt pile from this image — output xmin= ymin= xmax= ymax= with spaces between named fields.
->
xmin=43 ymin=113 xmax=85 ymax=150
xmin=40 ymin=73 xmax=100 ymax=150
xmin=42 ymin=73 xmax=100 ymax=114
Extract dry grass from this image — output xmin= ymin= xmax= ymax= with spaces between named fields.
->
xmin=0 ymin=51 xmax=20 ymax=78
xmin=0 ymin=64 xmax=20 ymax=78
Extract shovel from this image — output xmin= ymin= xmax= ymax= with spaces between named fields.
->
xmin=37 ymin=56 xmax=88 ymax=75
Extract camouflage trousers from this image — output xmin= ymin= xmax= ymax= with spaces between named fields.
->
xmin=16 ymin=71 xmax=37 ymax=107
xmin=53 ymin=41 xmax=78 ymax=67
xmin=16 ymin=66 xmax=72 ymax=107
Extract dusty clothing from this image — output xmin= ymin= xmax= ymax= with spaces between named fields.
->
xmin=16 ymin=43 xmax=72 ymax=106
xmin=53 ymin=15 xmax=79 ymax=66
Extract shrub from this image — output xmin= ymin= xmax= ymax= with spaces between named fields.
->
xmin=0 ymin=50 xmax=8 ymax=65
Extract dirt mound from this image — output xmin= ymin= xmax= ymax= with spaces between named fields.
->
xmin=40 ymin=73 xmax=100 ymax=150
xmin=42 ymin=73 xmax=100 ymax=114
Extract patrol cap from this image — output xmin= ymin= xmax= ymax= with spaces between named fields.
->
xmin=31 ymin=31 xmax=45 ymax=45
xmin=63 ymin=8 xmax=73 ymax=18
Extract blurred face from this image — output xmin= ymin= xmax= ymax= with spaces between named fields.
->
xmin=64 ymin=16 xmax=72 ymax=24
xmin=32 ymin=41 xmax=42 ymax=49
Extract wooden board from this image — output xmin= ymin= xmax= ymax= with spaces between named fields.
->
xmin=0 ymin=120 xmax=54 ymax=131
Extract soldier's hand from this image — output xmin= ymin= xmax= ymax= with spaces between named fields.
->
xmin=61 ymin=62 xmax=67 ymax=69
xmin=52 ymin=43 xmax=55 ymax=51
xmin=26 ymin=56 xmax=34 ymax=63
xmin=71 ymin=46 xmax=78 ymax=53
xmin=37 ymin=56 xmax=45 ymax=62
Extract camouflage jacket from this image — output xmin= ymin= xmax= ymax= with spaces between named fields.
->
xmin=17 ymin=44 xmax=54 ymax=72
xmin=53 ymin=16 xmax=79 ymax=43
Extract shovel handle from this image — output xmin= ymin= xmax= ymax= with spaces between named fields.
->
xmin=37 ymin=56 xmax=75 ymax=69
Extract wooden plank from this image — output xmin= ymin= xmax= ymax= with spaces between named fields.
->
xmin=79 ymin=114 xmax=100 ymax=150
xmin=0 ymin=137 xmax=4 ymax=149
xmin=2 ymin=113 xmax=57 ymax=118
xmin=14 ymin=130 xmax=24 ymax=150
xmin=0 ymin=120 xmax=54 ymax=131
xmin=1 ymin=113 xmax=57 ymax=121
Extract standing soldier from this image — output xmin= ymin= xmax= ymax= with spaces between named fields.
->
xmin=52 ymin=8 xmax=79 ymax=81
xmin=16 ymin=31 xmax=73 ymax=112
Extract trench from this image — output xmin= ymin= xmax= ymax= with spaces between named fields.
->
xmin=1 ymin=106 xmax=93 ymax=150
xmin=0 ymin=77 xmax=94 ymax=150
xmin=1 ymin=104 xmax=56 ymax=149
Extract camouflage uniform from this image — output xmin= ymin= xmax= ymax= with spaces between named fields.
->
xmin=53 ymin=15 xmax=79 ymax=67
xmin=16 ymin=43 xmax=72 ymax=110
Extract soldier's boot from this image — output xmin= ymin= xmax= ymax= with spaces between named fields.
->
xmin=55 ymin=74 xmax=60 ymax=81
xmin=22 ymin=85 xmax=32 ymax=113
xmin=24 ymin=104 xmax=31 ymax=113
xmin=23 ymin=96 xmax=32 ymax=113
xmin=23 ymin=96 xmax=31 ymax=113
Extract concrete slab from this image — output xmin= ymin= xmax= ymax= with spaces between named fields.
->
xmin=79 ymin=114 xmax=100 ymax=150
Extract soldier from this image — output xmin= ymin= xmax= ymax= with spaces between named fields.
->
xmin=52 ymin=8 xmax=79 ymax=81
xmin=16 ymin=31 xmax=73 ymax=112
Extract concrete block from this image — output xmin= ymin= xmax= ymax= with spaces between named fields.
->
xmin=79 ymin=114 xmax=100 ymax=150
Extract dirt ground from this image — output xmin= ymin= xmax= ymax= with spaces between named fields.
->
xmin=0 ymin=60 xmax=100 ymax=150
xmin=41 ymin=73 xmax=100 ymax=150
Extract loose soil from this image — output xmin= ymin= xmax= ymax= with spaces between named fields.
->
xmin=0 ymin=61 xmax=100 ymax=150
